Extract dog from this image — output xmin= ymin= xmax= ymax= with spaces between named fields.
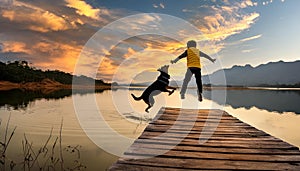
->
xmin=131 ymin=65 xmax=176 ymax=113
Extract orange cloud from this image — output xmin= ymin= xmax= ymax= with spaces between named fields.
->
xmin=70 ymin=18 xmax=84 ymax=27
xmin=31 ymin=42 xmax=82 ymax=72
xmin=51 ymin=45 xmax=81 ymax=73
xmin=200 ymin=12 xmax=260 ymax=41
xmin=97 ymin=57 xmax=118 ymax=80
xmin=187 ymin=1 xmax=260 ymax=45
xmin=2 ymin=2 xmax=71 ymax=32
xmin=1 ymin=40 xmax=81 ymax=73
xmin=65 ymin=0 xmax=102 ymax=20
xmin=123 ymin=47 xmax=137 ymax=59
xmin=2 ymin=41 xmax=31 ymax=54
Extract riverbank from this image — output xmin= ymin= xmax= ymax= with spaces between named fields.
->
xmin=2 ymin=80 xmax=300 ymax=92
xmin=0 ymin=79 xmax=112 ymax=91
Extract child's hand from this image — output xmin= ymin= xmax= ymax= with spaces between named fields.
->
xmin=171 ymin=58 xmax=179 ymax=64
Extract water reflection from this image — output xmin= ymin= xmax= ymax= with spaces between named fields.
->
xmin=1 ymin=88 xmax=300 ymax=170
xmin=0 ymin=89 xmax=107 ymax=110
xmin=1 ymin=88 xmax=300 ymax=115
xmin=202 ymin=89 xmax=300 ymax=114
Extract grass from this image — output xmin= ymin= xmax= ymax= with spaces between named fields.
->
xmin=0 ymin=114 xmax=86 ymax=171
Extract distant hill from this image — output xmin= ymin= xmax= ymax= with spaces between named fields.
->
xmin=0 ymin=60 xmax=112 ymax=86
xmin=202 ymin=60 xmax=300 ymax=87
xmin=126 ymin=60 xmax=300 ymax=88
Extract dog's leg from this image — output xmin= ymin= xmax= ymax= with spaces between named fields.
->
xmin=166 ymin=85 xmax=177 ymax=90
xmin=168 ymin=89 xmax=175 ymax=96
xmin=145 ymin=103 xmax=152 ymax=113
xmin=165 ymin=86 xmax=176 ymax=96
xmin=145 ymin=96 xmax=155 ymax=113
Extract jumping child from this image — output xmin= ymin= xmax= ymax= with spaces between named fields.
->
xmin=171 ymin=40 xmax=216 ymax=101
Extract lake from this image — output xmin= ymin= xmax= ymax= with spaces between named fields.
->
xmin=1 ymin=88 xmax=300 ymax=170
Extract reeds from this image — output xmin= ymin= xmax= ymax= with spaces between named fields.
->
xmin=0 ymin=115 xmax=86 ymax=171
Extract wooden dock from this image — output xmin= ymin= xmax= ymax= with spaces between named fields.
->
xmin=109 ymin=108 xmax=300 ymax=170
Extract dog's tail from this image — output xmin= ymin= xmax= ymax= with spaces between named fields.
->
xmin=131 ymin=94 xmax=142 ymax=101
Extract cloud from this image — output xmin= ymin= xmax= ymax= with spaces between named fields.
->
xmin=0 ymin=0 xmax=13 ymax=7
xmin=0 ymin=0 xmax=124 ymax=77
xmin=1 ymin=41 xmax=31 ymax=54
xmin=1 ymin=1 xmax=72 ymax=32
xmin=240 ymin=0 xmax=257 ymax=8
xmin=77 ymin=34 xmax=184 ymax=82
xmin=109 ymin=49 xmax=176 ymax=83
xmin=37 ymin=43 xmax=81 ymax=72
xmin=176 ymin=0 xmax=261 ymax=65
xmin=0 ymin=43 xmax=3 ymax=51
xmin=240 ymin=34 xmax=262 ymax=42
xmin=262 ymin=0 xmax=283 ymax=6
xmin=97 ymin=57 xmax=120 ymax=80
xmin=65 ymin=0 xmax=101 ymax=20
xmin=242 ymin=48 xmax=256 ymax=53
xmin=123 ymin=47 xmax=137 ymax=59
xmin=64 ymin=0 xmax=113 ymax=22
xmin=0 ymin=38 xmax=82 ymax=72
xmin=182 ymin=9 xmax=193 ymax=13
xmin=201 ymin=12 xmax=259 ymax=41
xmin=0 ymin=0 xmax=263 ymax=83
xmin=153 ymin=2 xmax=165 ymax=9
xmin=190 ymin=3 xmax=260 ymax=42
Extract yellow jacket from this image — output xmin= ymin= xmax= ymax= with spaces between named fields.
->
xmin=187 ymin=47 xmax=201 ymax=68
xmin=173 ymin=47 xmax=214 ymax=68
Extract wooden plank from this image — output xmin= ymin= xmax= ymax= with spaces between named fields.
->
xmin=152 ymin=117 xmax=245 ymax=124
xmin=124 ymin=147 xmax=300 ymax=162
xmin=133 ymin=139 xmax=297 ymax=149
xmin=116 ymin=157 xmax=300 ymax=170
xmin=144 ymin=125 xmax=261 ymax=132
xmin=144 ymin=130 xmax=265 ymax=138
xmin=145 ymin=125 xmax=267 ymax=135
xmin=126 ymin=142 xmax=300 ymax=155
xmin=145 ymin=124 xmax=266 ymax=133
xmin=109 ymin=164 xmax=189 ymax=171
xmin=109 ymin=108 xmax=300 ymax=170
xmin=150 ymin=120 xmax=251 ymax=127
xmin=138 ymin=133 xmax=285 ymax=144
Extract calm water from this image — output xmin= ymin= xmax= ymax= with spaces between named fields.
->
xmin=1 ymin=88 xmax=300 ymax=170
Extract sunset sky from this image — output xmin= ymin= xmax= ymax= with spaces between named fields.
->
xmin=0 ymin=0 xmax=299 ymax=83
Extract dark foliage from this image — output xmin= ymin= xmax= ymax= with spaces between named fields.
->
xmin=0 ymin=60 xmax=111 ymax=85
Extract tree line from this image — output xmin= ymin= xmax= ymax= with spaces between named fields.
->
xmin=0 ymin=60 xmax=111 ymax=85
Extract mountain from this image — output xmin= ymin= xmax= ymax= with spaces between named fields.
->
xmin=202 ymin=60 xmax=300 ymax=86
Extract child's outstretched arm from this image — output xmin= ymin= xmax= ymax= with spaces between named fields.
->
xmin=171 ymin=50 xmax=187 ymax=64
xmin=200 ymin=51 xmax=216 ymax=63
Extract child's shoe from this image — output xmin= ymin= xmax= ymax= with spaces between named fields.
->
xmin=180 ymin=94 xmax=185 ymax=99
xmin=198 ymin=94 xmax=203 ymax=102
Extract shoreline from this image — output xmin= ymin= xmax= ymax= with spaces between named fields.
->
xmin=1 ymin=80 xmax=300 ymax=91
xmin=0 ymin=80 xmax=112 ymax=91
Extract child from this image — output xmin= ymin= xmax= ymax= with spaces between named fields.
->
xmin=171 ymin=40 xmax=216 ymax=101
